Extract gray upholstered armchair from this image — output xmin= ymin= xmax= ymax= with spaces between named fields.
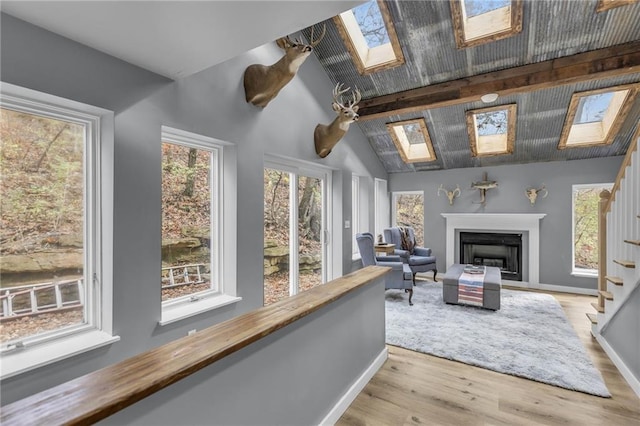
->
xmin=356 ymin=232 xmax=414 ymax=305
xmin=384 ymin=227 xmax=437 ymax=284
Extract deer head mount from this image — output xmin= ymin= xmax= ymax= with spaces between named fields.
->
xmin=243 ymin=25 xmax=326 ymax=108
xmin=438 ymin=184 xmax=461 ymax=205
xmin=314 ymin=83 xmax=361 ymax=158
xmin=525 ymin=184 xmax=548 ymax=205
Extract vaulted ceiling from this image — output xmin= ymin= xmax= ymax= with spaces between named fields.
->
xmin=2 ymin=1 xmax=639 ymax=174
xmin=303 ymin=0 xmax=640 ymax=172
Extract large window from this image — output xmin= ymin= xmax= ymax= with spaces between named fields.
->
xmin=572 ymin=183 xmax=613 ymax=276
xmin=263 ymin=161 xmax=330 ymax=306
xmin=160 ymin=127 xmax=239 ymax=325
xmin=0 ymin=83 xmax=116 ymax=378
xmin=392 ymin=191 xmax=424 ymax=246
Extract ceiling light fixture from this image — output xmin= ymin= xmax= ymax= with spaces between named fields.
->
xmin=481 ymin=93 xmax=499 ymax=103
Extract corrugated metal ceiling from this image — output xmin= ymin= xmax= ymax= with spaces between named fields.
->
xmin=303 ymin=0 xmax=640 ymax=172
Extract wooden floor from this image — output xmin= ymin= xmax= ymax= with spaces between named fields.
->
xmin=337 ymin=287 xmax=640 ymax=426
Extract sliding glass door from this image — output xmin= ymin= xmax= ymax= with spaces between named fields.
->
xmin=264 ymin=165 xmax=328 ymax=306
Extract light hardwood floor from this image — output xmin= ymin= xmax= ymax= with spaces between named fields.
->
xmin=337 ymin=287 xmax=640 ymax=426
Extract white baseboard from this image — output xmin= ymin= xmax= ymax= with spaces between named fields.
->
xmin=501 ymin=280 xmax=598 ymax=296
xmin=319 ymin=347 xmax=388 ymax=426
xmin=594 ymin=332 xmax=640 ymax=399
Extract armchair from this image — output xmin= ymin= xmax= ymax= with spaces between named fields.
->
xmin=383 ymin=227 xmax=437 ymax=284
xmin=356 ymin=232 xmax=413 ymax=305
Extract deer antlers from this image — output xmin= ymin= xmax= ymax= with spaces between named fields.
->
xmin=332 ymin=83 xmax=362 ymax=109
xmin=282 ymin=24 xmax=327 ymax=49
xmin=314 ymin=83 xmax=361 ymax=158
xmin=438 ymin=184 xmax=461 ymax=205
xmin=525 ymin=184 xmax=548 ymax=205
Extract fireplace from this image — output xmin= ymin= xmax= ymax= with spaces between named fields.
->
xmin=441 ymin=213 xmax=546 ymax=285
xmin=460 ymin=232 xmax=522 ymax=281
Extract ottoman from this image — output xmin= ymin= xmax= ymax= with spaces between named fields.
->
xmin=443 ymin=264 xmax=501 ymax=310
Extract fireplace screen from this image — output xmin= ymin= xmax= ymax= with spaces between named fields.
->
xmin=460 ymin=232 xmax=522 ymax=281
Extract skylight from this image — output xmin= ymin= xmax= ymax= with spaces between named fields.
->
xmin=559 ymin=86 xmax=637 ymax=149
xmin=334 ymin=0 xmax=404 ymax=74
xmin=466 ymin=104 xmax=517 ymax=157
xmin=451 ymin=0 xmax=523 ymax=48
xmin=387 ymin=119 xmax=437 ymax=163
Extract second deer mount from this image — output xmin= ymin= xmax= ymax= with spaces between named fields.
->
xmin=243 ymin=25 xmax=326 ymax=108
xmin=437 ymin=184 xmax=461 ymax=205
xmin=314 ymin=83 xmax=361 ymax=158
xmin=525 ymin=184 xmax=548 ymax=205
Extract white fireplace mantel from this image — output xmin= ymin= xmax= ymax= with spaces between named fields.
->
xmin=441 ymin=213 xmax=546 ymax=285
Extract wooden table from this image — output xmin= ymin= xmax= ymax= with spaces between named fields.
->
xmin=375 ymin=243 xmax=395 ymax=255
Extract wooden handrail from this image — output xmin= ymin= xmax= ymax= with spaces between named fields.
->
xmin=605 ymin=120 xmax=640 ymax=213
xmin=0 ymin=265 xmax=390 ymax=426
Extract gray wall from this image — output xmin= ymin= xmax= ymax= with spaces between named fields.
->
xmin=389 ymin=157 xmax=622 ymax=289
xmin=0 ymin=12 xmax=388 ymax=410
xmin=101 ymin=278 xmax=386 ymax=426
xmin=602 ymin=284 xmax=640 ymax=387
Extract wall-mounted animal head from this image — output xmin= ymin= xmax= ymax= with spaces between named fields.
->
xmin=243 ymin=25 xmax=326 ymax=108
xmin=314 ymin=83 xmax=361 ymax=158
xmin=437 ymin=184 xmax=461 ymax=205
xmin=525 ymin=184 xmax=548 ymax=205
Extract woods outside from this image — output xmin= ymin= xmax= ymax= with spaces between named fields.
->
xmin=1 ymin=107 xmax=607 ymax=340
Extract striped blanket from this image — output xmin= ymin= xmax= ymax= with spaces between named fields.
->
xmin=457 ymin=267 xmax=486 ymax=307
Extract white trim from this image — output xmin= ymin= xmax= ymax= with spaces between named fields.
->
xmin=319 ymin=347 xmax=388 ymax=426
xmin=594 ymin=332 xmax=640 ymax=398
xmin=159 ymin=126 xmax=237 ymax=323
xmin=504 ymin=280 xmax=599 ymax=296
xmin=0 ymin=82 xmax=116 ymax=376
xmin=159 ymin=295 xmax=242 ymax=326
xmin=0 ymin=330 xmax=120 ymax=380
xmin=441 ymin=213 xmax=545 ymax=286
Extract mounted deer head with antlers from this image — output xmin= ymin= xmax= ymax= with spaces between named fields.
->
xmin=314 ymin=83 xmax=361 ymax=158
xmin=438 ymin=184 xmax=461 ymax=205
xmin=525 ymin=184 xmax=548 ymax=205
xmin=243 ymin=25 xmax=326 ymax=108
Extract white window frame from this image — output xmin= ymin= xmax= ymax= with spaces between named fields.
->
xmin=391 ymin=190 xmax=424 ymax=227
xmin=159 ymin=126 xmax=240 ymax=326
xmin=352 ymin=175 xmax=361 ymax=260
xmin=0 ymin=82 xmax=118 ymax=380
xmin=264 ymin=155 xmax=333 ymax=298
xmin=571 ymin=183 xmax=613 ymax=277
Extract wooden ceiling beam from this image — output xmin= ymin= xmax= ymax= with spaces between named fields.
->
xmin=357 ymin=41 xmax=640 ymax=121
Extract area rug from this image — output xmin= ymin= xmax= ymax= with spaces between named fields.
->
xmin=385 ymin=281 xmax=611 ymax=397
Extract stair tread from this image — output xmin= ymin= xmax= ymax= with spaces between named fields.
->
xmin=624 ymin=239 xmax=640 ymax=246
xmin=586 ymin=313 xmax=598 ymax=324
xmin=590 ymin=302 xmax=604 ymax=313
xmin=599 ymin=290 xmax=614 ymax=300
xmin=613 ymin=259 xmax=635 ymax=268
xmin=605 ymin=275 xmax=624 ymax=285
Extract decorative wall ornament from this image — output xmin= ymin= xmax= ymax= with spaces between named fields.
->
xmin=314 ymin=83 xmax=361 ymax=158
xmin=437 ymin=184 xmax=461 ymax=205
xmin=471 ymin=172 xmax=498 ymax=205
xmin=525 ymin=184 xmax=548 ymax=205
xmin=243 ymin=25 xmax=326 ymax=108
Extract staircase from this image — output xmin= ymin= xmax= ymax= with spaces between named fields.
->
xmin=588 ymin=124 xmax=639 ymax=396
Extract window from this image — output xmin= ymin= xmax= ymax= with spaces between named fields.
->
xmin=387 ymin=118 xmax=437 ymax=163
xmin=160 ymin=127 xmax=239 ymax=325
xmin=451 ymin=0 xmax=523 ymax=48
xmin=392 ymin=191 xmax=424 ymax=246
xmin=558 ymin=85 xmax=638 ymax=149
xmin=572 ymin=183 xmax=613 ymax=276
xmin=466 ymin=104 xmax=517 ymax=157
xmin=352 ymin=175 xmax=361 ymax=258
xmin=0 ymin=82 xmax=117 ymax=379
xmin=263 ymin=160 xmax=331 ymax=306
xmin=334 ymin=0 xmax=404 ymax=74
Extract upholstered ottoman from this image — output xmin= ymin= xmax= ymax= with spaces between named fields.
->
xmin=443 ymin=264 xmax=501 ymax=310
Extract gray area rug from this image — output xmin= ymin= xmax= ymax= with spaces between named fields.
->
xmin=385 ymin=281 xmax=611 ymax=397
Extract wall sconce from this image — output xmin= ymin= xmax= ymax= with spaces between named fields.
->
xmin=525 ymin=184 xmax=548 ymax=205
